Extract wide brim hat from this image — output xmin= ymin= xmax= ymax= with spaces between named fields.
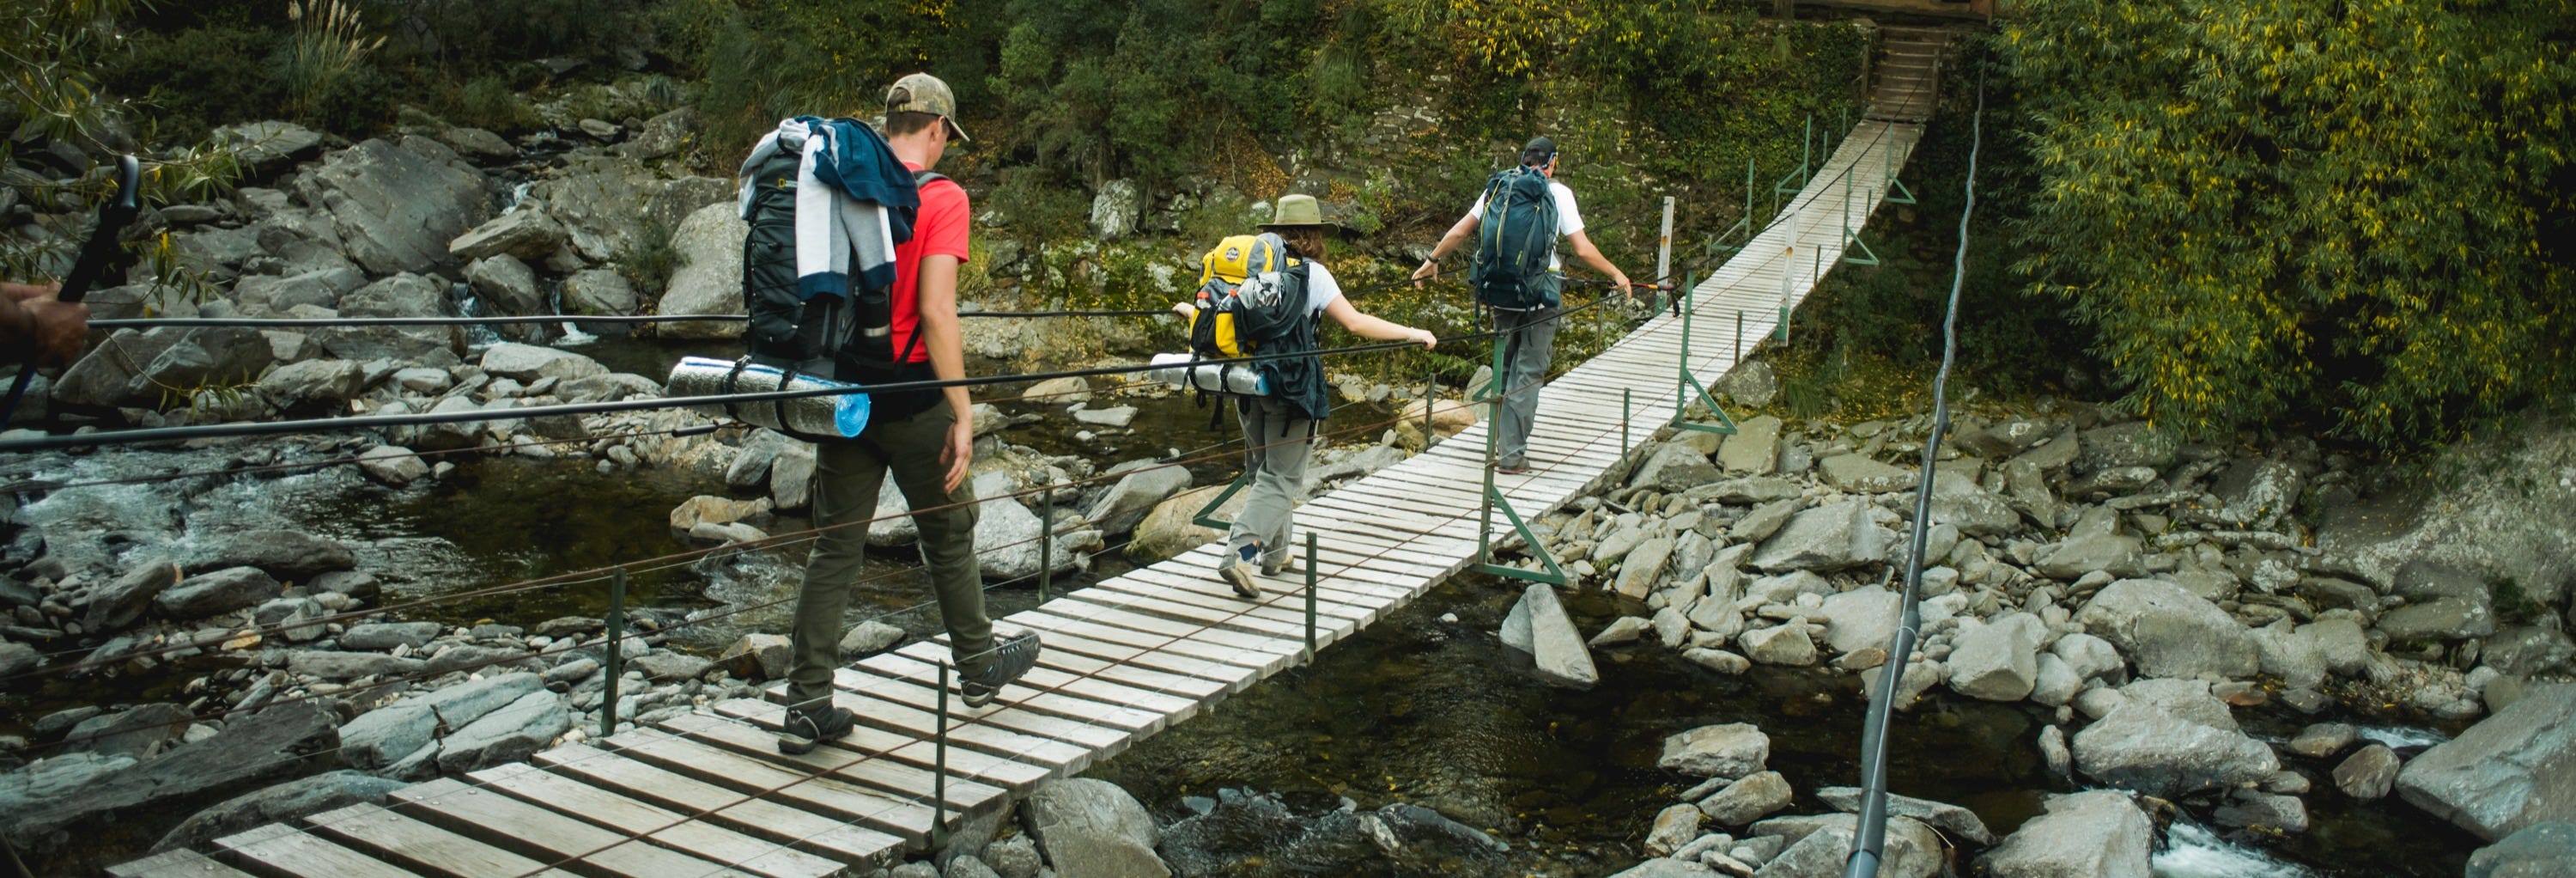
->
xmin=1255 ymin=193 xmax=1351 ymax=236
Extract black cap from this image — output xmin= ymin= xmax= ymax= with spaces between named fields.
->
xmin=1521 ymin=136 xmax=1558 ymax=166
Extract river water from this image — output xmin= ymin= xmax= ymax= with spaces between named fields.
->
xmin=2 ymin=337 xmax=2484 ymax=875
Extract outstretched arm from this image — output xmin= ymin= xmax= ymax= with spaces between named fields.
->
xmin=1562 ymin=229 xmax=1631 ymax=298
xmin=1 ymin=282 xmax=88 ymax=368
xmin=1323 ymin=297 xmax=1437 ymax=349
xmin=1412 ymin=213 xmax=1480 ymax=285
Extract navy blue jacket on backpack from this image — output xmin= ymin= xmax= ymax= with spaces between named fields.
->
xmin=1468 ymin=166 xmax=1563 ymax=310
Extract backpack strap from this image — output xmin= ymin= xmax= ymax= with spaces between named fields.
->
xmin=773 ymin=363 xmax=801 ymax=434
xmin=721 ymin=357 xmax=753 ymax=422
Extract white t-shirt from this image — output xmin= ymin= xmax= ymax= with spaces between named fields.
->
xmin=1467 ymin=179 xmax=1584 ymax=269
xmin=1303 ymin=261 xmax=1346 ymax=315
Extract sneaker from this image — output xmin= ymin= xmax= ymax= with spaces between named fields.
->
xmin=1495 ymin=462 xmax=1533 ymax=475
xmin=1261 ymin=553 xmax=1300 ymax=577
xmin=1219 ymin=551 xmax=1262 ymax=599
xmin=959 ymin=631 xmax=1042 ymax=709
xmin=776 ymin=704 xmax=854 ymax=755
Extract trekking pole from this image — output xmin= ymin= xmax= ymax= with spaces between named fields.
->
xmin=1038 ymin=487 xmax=1054 ymax=602
xmin=1 ymin=155 xmax=142 ymax=430
xmin=1303 ymin=532 xmax=1319 ymax=661
xmin=933 ymin=662 xmax=951 ymax=851
xmin=599 ymin=566 xmax=626 ymax=740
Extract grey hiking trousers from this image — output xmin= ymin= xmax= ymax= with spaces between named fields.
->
xmin=1492 ymin=304 xmax=1561 ymax=469
xmin=1225 ymin=395 xmax=1314 ymax=569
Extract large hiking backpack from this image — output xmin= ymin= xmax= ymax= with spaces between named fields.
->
xmin=1180 ymin=233 xmax=1331 ymax=421
xmin=739 ymin=146 xmax=945 ymax=424
xmin=1467 ymin=166 xmax=1563 ymax=310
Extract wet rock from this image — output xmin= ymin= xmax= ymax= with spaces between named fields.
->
xmin=1659 ymin=723 xmax=1769 ymax=780
xmin=1026 ymin=778 xmax=1169 ymax=878
xmin=1686 ymin=649 xmax=1753 ymax=675
xmin=64 ymin=704 xmax=192 ymax=759
xmin=150 ymin=770 xmax=410 ymax=854
xmin=2074 ymin=578 xmax=2258 ymax=679
xmin=627 ymin=651 xmax=712 ymax=682
xmin=2396 ymin=682 xmax=2576 ymax=840
xmin=338 ymin=702 xmax=437 ymax=771
xmin=1592 ymin=616 xmax=1653 ymax=647
xmin=1814 ymin=787 xmax=1996 ymax=846
xmin=481 ymin=343 xmax=607 ymax=383
xmin=1698 ymin=771 xmax=1792 ymax=826
xmin=2214 ymin=791 xmax=2309 ymax=833
xmin=1748 ymin=502 xmax=1888 ymax=573
xmin=4 ymin=703 xmax=336 ymax=841
xmin=466 ymin=254 xmax=545 ymax=319
xmin=1748 ymin=813 xmax=1938 ymax=878
xmin=1818 ymin=586 xmax=1900 ymax=655
xmin=1741 ymin=624 xmax=1818 ymax=667
xmin=357 ymin=445 xmax=430 ymax=485
xmin=0 ymin=643 xmax=35 ymax=678
xmin=1024 ymin=375 xmax=1093 ymax=405
xmin=1947 ymin=613 xmax=2041 ymax=702
xmin=1716 ymin=415 xmax=1782 ymax=474
xmin=296 ymin=138 xmax=490 ymax=274
xmin=204 ymin=529 xmax=358 ymax=581
xmin=1978 ymin=790 xmax=2151 ymax=878
xmin=77 ymin=560 xmax=181 ymax=631
xmin=436 ymin=690 xmax=568 ymax=774
xmin=720 ymin=633 xmax=794 ymax=680
xmin=257 ymin=359 xmax=367 ymax=413
xmin=655 ymin=203 xmax=750 ymax=338
xmin=2467 ymin=821 xmax=2576 ymax=878
xmin=841 ymin=620 xmax=905 ymax=658
xmin=155 ymin=566 xmax=280 ymax=619
xmin=288 ymin=650 xmax=427 ymax=680
xmin=1818 ymin=454 xmax=1916 ymax=494
xmin=1635 ymin=442 xmax=1722 ymax=492
xmin=2333 ymin=743 xmax=2400 ymax=800
xmin=2484 ymin=627 xmax=2576 ymax=677
xmin=670 ymin=495 xmax=771 ymax=530
xmin=1088 ymin=466 xmax=1192 ymax=536
xmin=2288 ymin=723 xmax=2357 ymax=759
xmin=1516 ymin=582 xmax=1599 ymax=688
xmin=448 ymin=204 xmax=566 ymax=261
xmin=983 ymin=833 xmax=1043 ymax=878
xmin=1646 ymin=803 xmax=1705 ymax=856
xmin=562 ymin=268 xmax=639 ymax=316
xmin=2071 ymin=702 xmax=2280 ymax=796
xmin=254 ymin=596 xmax=328 ymax=642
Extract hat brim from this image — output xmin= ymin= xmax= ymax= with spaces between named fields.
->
xmin=943 ymin=116 xmax=971 ymax=143
xmin=1256 ymin=221 xmax=1357 ymax=239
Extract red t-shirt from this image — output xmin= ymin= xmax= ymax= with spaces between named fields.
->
xmin=893 ymin=162 xmax=971 ymax=363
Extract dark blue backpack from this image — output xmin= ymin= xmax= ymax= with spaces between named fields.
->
xmin=1467 ymin=167 xmax=1562 ymax=310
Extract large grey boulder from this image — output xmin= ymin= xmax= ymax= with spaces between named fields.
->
xmin=52 ymin=326 xmax=273 ymax=411
xmin=1748 ymin=814 xmax=1939 ymax=878
xmin=258 ymin=359 xmax=367 ymax=413
xmin=448 ymin=204 xmax=567 ymax=261
xmin=1087 ymin=466 xmax=1193 ymax=536
xmin=338 ymin=621 xmax=442 ymax=651
xmin=1697 ymin=771 xmax=1792 ymax=826
xmin=1612 ymin=858 xmax=1718 ymax=877
xmin=0 ymin=702 xmax=338 ymax=843
xmin=287 ymin=650 xmax=427 ymax=680
xmin=338 ymin=701 xmax=438 ymax=771
xmin=1025 ymin=778 xmax=1170 ymax=878
xmin=150 ymin=770 xmax=409 ymax=854
xmin=480 ymin=343 xmax=607 ymax=382
xmin=1818 ymin=586 xmax=1901 ymax=655
xmin=1516 ymin=582 xmax=1598 ymax=688
xmin=1658 ymin=723 xmax=1769 ymax=780
xmin=1089 ymin=180 xmax=1143 ymax=240
xmin=203 ymin=529 xmax=358 ymax=581
xmin=2467 ymin=822 xmax=2576 ymax=878
xmin=1615 ymin=536 xmax=1677 ymax=600
xmin=77 ymin=561 xmax=182 ymax=632
xmin=1947 ymin=613 xmax=2042 ymax=702
xmin=2071 ymin=702 xmax=2279 ymax=796
xmin=656 ymin=202 xmax=750 ymax=338
xmin=435 ymin=690 xmax=568 ymax=774
xmin=231 ymin=267 xmax=363 ymax=314
xmin=1819 ymin=454 xmax=1917 ymax=493
xmin=1978 ymin=790 xmax=2150 ymax=878
xmin=1750 ymin=502 xmax=1889 ymax=573
xmin=2076 ymin=422 xmax=2178 ymax=473
xmin=562 ymin=268 xmax=641 ymax=316
xmin=1716 ymin=415 xmax=1782 ymax=474
xmin=64 ymin=704 xmax=192 ymax=759
xmin=2074 ymin=578 xmax=2258 ymax=680
xmin=2379 ymin=559 xmax=2500 ymax=642
xmin=211 ymin=120 xmax=325 ymax=170
xmin=295 ymin=138 xmax=490 ymax=275
xmin=1741 ymin=623 xmax=1820 ymax=667
xmin=1814 ymin=786 xmax=1995 ymax=846
xmin=973 ymin=474 xmax=1101 ymax=582
xmin=465 ymin=254 xmax=545 ymax=317
xmin=532 ymin=160 xmax=729 ymax=262
xmin=1633 ymin=442 xmax=1721 ymax=492
xmin=2396 ymin=683 xmax=2576 ymax=841
xmin=154 ymin=566 xmax=280 ymax=619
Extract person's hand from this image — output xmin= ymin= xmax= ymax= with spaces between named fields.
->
xmin=1171 ymin=302 xmax=1197 ymax=320
xmin=1612 ymin=271 xmax=1634 ymax=301
xmin=1 ymin=282 xmax=60 ymax=302
xmin=942 ymin=411 xmax=975 ymax=493
xmin=1411 ymin=327 xmax=1438 ymax=350
xmin=2 ymin=283 xmax=88 ymax=369
xmin=1410 ymin=259 xmax=1439 ymax=287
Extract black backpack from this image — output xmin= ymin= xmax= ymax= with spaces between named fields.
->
xmin=739 ymin=152 xmax=946 ymax=422
xmin=1467 ymin=166 xmax=1563 ymax=310
xmin=1185 ymin=249 xmax=1330 ymax=423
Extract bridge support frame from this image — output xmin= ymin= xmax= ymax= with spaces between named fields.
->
xmin=1670 ymin=273 xmax=1741 ymax=437
xmin=1477 ymin=330 xmax=1566 ymax=587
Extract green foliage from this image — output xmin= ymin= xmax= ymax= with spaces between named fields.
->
xmin=277 ymin=0 xmax=385 ymax=121
xmin=989 ymin=166 xmax=1093 ymax=243
xmin=613 ymin=210 xmax=681 ymax=298
xmin=2001 ymin=0 xmax=2576 ymax=445
xmin=100 ymin=25 xmax=286 ymax=144
xmin=442 ymin=76 xmax=542 ymax=133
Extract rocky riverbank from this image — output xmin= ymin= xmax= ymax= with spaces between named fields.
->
xmin=1531 ymin=371 xmax=2576 ymax=875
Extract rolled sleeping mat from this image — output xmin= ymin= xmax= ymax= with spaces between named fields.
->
xmin=665 ymin=356 xmax=870 ymax=438
xmin=1149 ymin=352 xmax=1267 ymax=396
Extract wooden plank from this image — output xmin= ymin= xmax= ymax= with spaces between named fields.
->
xmin=855 ymin=651 xmax=1167 ymax=735
xmin=300 ymin=803 xmax=584 ymax=878
xmin=823 ymin=664 xmax=1136 ymax=752
xmin=604 ymin=727 xmax=935 ymax=844
xmin=1056 ymin=585 xmax=1330 ymax=643
xmin=711 ymin=698 xmax=1054 ymax=793
xmin=1038 ymin=597 xmax=1306 ymax=658
xmin=388 ymin=777 xmax=753 ymax=878
xmin=816 ymin=668 xmax=1108 ymax=767
xmin=468 ymin=763 xmax=847 ymax=878
xmin=533 ymin=745 xmax=901 ymax=868
xmin=890 ymin=642 xmax=1206 ymax=720
xmin=214 ymin=824 xmax=420 ymax=878
xmin=935 ymin=625 xmax=1255 ymax=692
xmin=657 ymin=712 xmax=1008 ymax=815
xmin=1107 ymin=570 xmax=1379 ymax=624
xmin=1004 ymin=608 xmax=1291 ymax=674
xmin=107 ymin=849 xmax=258 ymax=878
xmin=966 ymin=635 xmax=1230 ymax=699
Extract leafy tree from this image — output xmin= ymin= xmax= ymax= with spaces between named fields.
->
xmin=2001 ymin=0 xmax=2576 ymax=444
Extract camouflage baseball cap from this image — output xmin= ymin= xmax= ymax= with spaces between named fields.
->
xmin=885 ymin=73 xmax=970 ymax=143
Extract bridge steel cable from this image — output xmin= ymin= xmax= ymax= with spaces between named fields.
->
xmin=1843 ymin=70 xmax=1983 ymax=878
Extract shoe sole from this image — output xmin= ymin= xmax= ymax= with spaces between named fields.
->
xmin=1220 ymin=563 xmax=1261 ymax=598
xmin=776 ymin=735 xmax=821 ymax=755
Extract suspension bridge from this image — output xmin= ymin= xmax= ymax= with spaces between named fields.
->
xmin=86 ymin=28 xmax=1955 ymax=878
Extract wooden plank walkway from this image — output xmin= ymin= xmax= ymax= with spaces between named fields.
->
xmin=136 ymin=115 xmax=1928 ymax=878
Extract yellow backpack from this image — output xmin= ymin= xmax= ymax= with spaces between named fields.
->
xmin=1182 ymin=233 xmax=1300 ymax=357
xmin=1199 ymin=234 xmax=1292 ymax=285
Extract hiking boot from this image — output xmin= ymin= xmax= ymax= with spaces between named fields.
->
xmin=776 ymin=703 xmax=854 ymax=755
xmin=1495 ymin=461 xmax=1533 ymax=475
xmin=1261 ymin=552 xmax=1299 ymax=577
xmin=959 ymin=631 xmax=1042 ymax=709
xmin=1220 ymin=551 xmax=1261 ymax=599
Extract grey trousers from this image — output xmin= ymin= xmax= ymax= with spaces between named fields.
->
xmin=1492 ymin=305 xmax=1561 ymax=468
xmin=786 ymin=399 xmax=989 ymax=711
xmin=1226 ymin=396 xmax=1313 ymax=568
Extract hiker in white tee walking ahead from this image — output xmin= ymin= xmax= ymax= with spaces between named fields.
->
xmin=1411 ymin=136 xmax=1632 ymax=475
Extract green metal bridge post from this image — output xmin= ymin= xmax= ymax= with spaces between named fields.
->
xmin=1477 ymin=331 xmax=1565 ymax=586
xmin=1671 ymin=272 xmax=1740 ymax=436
